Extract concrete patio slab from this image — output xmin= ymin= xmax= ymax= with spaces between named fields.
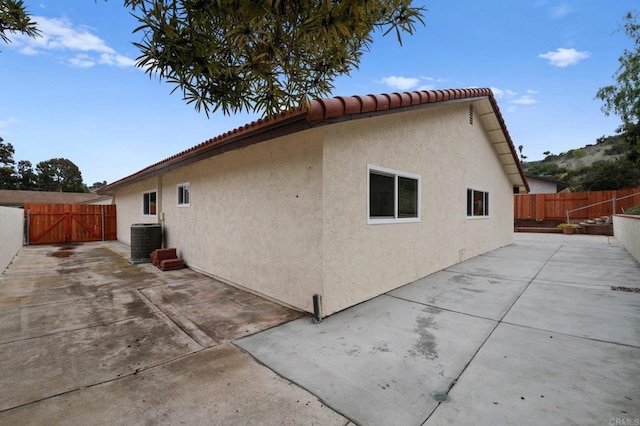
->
xmin=1 ymin=233 xmax=638 ymax=425
xmin=445 ymin=255 xmax=546 ymax=282
xmin=503 ymin=280 xmax=640 ymax=346
xmin=0 ymin=242 xmax=343 ymax=423
xmin=0 ymin=313 xmax=201 ymax=411
xmin=481 ymin=243 xmax=560 ymax=262
xmin=424 ymin=324 xmax=640 ymax=425
xmin=550 ymin=248 xmax=639 ymax=267
xmin=0 ymin=343 xmax=347 ymax=426
xmin=0 ymin=245 xmax=193 ymax=308
xmin=0 ymin=290 xmax=152 ymax=343
xmin=236 ymin=295 xmax=497 ymax=426
xmin=140 ymin=278 xmax=303 ymax=346
xmin=389 ymin=270 xmax=528 ymax=320
xmin=536 ymin=258 xmax=640 ymax=288
xmin=239 ymin=234 xmax=640 ymax=425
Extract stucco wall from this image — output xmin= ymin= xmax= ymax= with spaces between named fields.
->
xmin=114 ymin=177 xmax=161 ymax=244
xmin=111 ymin=101 xmax=517 ymax=315
xmin=156 ymin=131 xmax=324 ymax=312
xmin=0 ymin=206 xmax=24 ymax=273
xmin=527 ymin=178 xmax=558 ymax=194
xmin=320 ymin=103 xmax=515 ymax=314
xmin=613 ymin=215 xmax=640 ymax=263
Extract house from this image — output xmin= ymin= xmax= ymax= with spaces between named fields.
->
xmin=97 ymin=88 xmax=529 ymax=317
xmin=0 ymin=190 xmax=101 ymax=208
xmin=525 ymin=175 xmax=570 ymax=194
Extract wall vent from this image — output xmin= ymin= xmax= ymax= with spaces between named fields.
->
xmin=469 ymin=104 xmax=474 ymax=125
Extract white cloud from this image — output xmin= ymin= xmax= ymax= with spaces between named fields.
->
xmin=511 ymin=95 xmax=537 ymax=105
xmin=491 ymin=87 xmax=538 ymax=107
xmin=417 ymin=84 xmax=435 ymax=91
xmin=490 ymin=87 xmax=517 ymax=99
xmin=491 ymin=87 xmax=505 ymax=98
xmin=10 ymin=16 xmax=136 ymax=69
xmin=69 ymin=54 xmax=96 ymax=68
xmin=380 ymin=76 xmax=420 ymax=91
xmin=0 ymin=117 xmax=19 ymax=129
xmin=538 ymin=48 xmax=590 ymax=67
xmin=551 ymin=4 xmax=572 ymax=18
xmin=98 ymin=52 xmax=137 ymax=68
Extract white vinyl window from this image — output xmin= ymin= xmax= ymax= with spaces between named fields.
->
xmin=368 ymin=165 xmax=420 ymax=224
xmin=177 ymin=183 xmax=190 ymax=207
xmin=467 ymin=188 xmax=489 ymax=217
xmin=143 ymin=190 xmax=157 ymax=216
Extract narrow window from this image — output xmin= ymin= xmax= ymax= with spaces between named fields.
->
xmin=466 ymin=188 xmax=489 ymax=217
xmin=143 ymin=191 xmax=157 ymax=216
xmin=177 ymin=183 xmax=190 ymax=207
xmin=368 ymin=165 xmax=420 ymax=224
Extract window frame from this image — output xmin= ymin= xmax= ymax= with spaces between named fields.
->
xmin=466 ymin=188 xmax=490 ymax=218
xmin=177 ymin=182 xmax=190 ymax=207
xmin=143 ymin=190 xmax=157 ymax=216
xmin=367 ymin=164 xmax=421 ymax=225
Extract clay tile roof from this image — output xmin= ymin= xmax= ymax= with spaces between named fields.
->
xmin=99 ymin=87 xmax=528 ymax=194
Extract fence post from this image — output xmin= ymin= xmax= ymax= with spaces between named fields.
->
xmin=25 ymin=210 xmax=30 ymax=246
xmin=566 ymin=210 xmax=570 ymax=224
xmin=101 ymin=207 xmax=105 ymax=241
xmin=612 ymin=197 xmax=616 ymax=216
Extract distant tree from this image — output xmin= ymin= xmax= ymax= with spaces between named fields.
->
xmin=0 ymin=0 xmax=40 ymax=44
xmin=0 ymin=137 xmax=16 ymax=189
xmin=15 ymin=159 xmax=37 ymax=190
xmin=36 ymin=158 xmax=88 ymax=193
xmin=90 ymin=180 xmax=107 ymax=190
xmin=572 ymin=158 xmax=640 ymax=191
xmin=596 ymin=12 xmax=640 ymax=125
xmin=543 ymin=151 xmax=551 ymax=156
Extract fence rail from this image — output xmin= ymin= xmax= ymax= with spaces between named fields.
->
xmin=514 ymin=188 xmax=640 ymax=221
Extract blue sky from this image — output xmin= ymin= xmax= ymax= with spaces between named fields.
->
xmin=0 ymin=1 xmax=636 ymax=186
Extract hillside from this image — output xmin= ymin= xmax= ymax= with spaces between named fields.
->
xmin=522 ymin=132 xmax=639 ymax=191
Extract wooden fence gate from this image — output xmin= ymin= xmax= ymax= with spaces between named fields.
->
xmin=24 ymin=203 xmax=117 ymax=245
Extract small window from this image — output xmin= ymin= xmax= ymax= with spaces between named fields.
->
xmin=467 ymin=188 xmax=489 ymax=217
xmin=177 ymin=183 xmax=190 ymax=207
xmin=368 ymin=165 xmax=420 ymax=224
xmin=143 ymin=191 xmax=157 ymax=216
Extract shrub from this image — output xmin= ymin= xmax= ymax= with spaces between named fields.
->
xmin=625 ymin=204 xmax=640 ymax=215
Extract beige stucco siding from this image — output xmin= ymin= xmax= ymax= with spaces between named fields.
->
xmin=320 ymin=103 xmax=514 ymax=315
xmin=159 ymin=131 xmax=324 ymax=312
xmin=113 ymin=177 xmax=160 ymax=244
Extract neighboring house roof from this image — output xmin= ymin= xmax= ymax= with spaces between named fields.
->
xmin=77 ymin=195 xmax=114 ymax=205
xmin=0 ymin=190 xmax=101 ymax=207
xmin=526 ymin=175 xmax=571 ymax=192
xmin=98 ymin=88 xmax=529 ymax=194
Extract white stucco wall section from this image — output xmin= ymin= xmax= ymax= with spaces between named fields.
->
xmin=527 ymin=178 xmax=558 ymax=194
xmin=109 ymin=101 xmax=518 ymax=316
xmin=113 ymin=177 xmax=161 ymax=244
xmin=320 ymin=103 xmax=515 ymax=315
xmin=159 ymin=131 xmax=324 ymax=313
xmin=613 ymin=215 xmax=640 ymax=263
xmin=0 ymin=206 xmax=24 ymax=273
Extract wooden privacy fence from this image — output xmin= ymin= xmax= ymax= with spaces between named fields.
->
xmin=24 ymin=203 xmax=117 ymax=245
xmin=514 ymin=188 xmax=640 ymax=221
